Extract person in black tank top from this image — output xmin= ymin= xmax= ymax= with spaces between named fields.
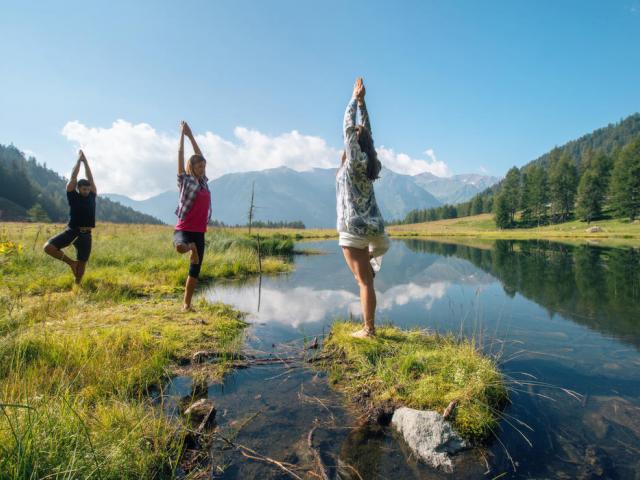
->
xmin=44 ymin=150 xmax=97 ymax=284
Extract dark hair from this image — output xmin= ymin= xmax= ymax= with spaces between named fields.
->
xmin=356 ymin=125 xmax=381 ymax=180
xmin=77 ymin=179 xmax=91 ymax=188
xmin=338 ymin=127 xmax=382 ymax=181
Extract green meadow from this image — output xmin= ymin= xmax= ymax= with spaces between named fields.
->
xmin=0 ymin=222 xmax=292 ymax=479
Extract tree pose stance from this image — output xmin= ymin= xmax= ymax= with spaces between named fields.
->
xmin=43 ymin=150 xmax=97 ymax=284
xmin=336 ymin=78 xmax=390 ymax=338
xmin=174 ymin=121 xmax=212 ymax=311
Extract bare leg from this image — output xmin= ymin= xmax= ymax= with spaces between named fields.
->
xmin=44 ymin=243 xmax=78 ymax=277
xmin=175 ymin=242 xmax=199 ymax=264
xmin=75 ymin=261 xmax=87 ymax=284
xmin=342 ymin=246 xmax=376 ymax=337
xmin=183 ymin=276 xmax=198 ymax=311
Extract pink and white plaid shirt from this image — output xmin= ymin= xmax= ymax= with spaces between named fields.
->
xmin=175 ymin=173 xmax=211 ymax=222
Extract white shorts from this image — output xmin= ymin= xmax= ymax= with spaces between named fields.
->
xmin=338 ymin=232 xmax=390 ymax=258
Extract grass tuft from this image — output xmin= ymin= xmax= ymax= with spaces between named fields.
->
xmin=323 ymin=321 xmax=507 ymax=441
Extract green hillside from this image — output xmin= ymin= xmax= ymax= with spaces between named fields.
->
xmin=402 ymin=113 xmax=640 ymax=227
xmin=0 ymin=144 xmax=162 ymax=224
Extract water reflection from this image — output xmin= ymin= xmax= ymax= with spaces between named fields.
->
xmin=207 ymin=281 xmax=451 ymax=327
xmin=403 ymin=239 xmax=640 ymax=347
xmin=198 ymin=238 xmax=640 ymax=479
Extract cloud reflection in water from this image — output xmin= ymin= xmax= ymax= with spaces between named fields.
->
xmin=206 ymin=281 xmax=450 ymax=328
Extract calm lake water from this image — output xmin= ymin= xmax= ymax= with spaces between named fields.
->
xmin=170 ymin=238 xmax=640 ymax=479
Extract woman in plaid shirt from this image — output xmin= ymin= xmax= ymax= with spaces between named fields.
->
xmin=174 ymin=121 xmax=212 ymax=311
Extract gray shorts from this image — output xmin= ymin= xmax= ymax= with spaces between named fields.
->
xmin=46 ymin=228 xmax=92 ymax=262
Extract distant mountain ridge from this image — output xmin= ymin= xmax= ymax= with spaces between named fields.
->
xmin=414 ymin=172 xmax=500 ymax=205
xmin=105 ymin=167 xmax=497 ymax=227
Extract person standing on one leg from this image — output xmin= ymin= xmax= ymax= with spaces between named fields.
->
xmin=336 ymin=77 xmax=390 ymax=338
xmin=43 ymin=150 xmax=97 ymax=284
xmin=173 ymin=121 xmax=212 ymax=311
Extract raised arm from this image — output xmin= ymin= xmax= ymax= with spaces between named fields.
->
xmin=178 ymin=121 xmax=186 ymax=175
xmin=343 ymin=96 xmax=358 ymax=144
xmin=344 ymin=79 xmax=363 ymax=146
xmin=358 ymin=97 xmax=371 ymax=136
xmin=182 ymin=121 xmax=203 ymax=157
xmin=343 ymin=78 xmax=365 ymax=165
xmin=66 ymin=152 xmax=82 ymax=192
xmin=80 ymin=151 xmax=97 ymax=195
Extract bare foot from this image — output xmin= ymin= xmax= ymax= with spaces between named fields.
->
xmin=351 ymin=328 xmax=375 ymax=339
xmin=189 ymin=243 xmax=199 ymax=265
xmin=68 ymin=260 xmax=79 ymax=278
xmin=182 ymin=304 xmax=195 ymax=312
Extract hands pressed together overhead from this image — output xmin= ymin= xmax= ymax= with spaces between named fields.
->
xmin=353 ymin=77 xmax=366 ymax=102
xmin=181 ymin=120 xmax=193 ymax=137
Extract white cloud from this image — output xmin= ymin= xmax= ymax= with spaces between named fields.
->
xmin=62 ymin=120 xmax=177 ymax=200
xmin=62 ymin=119 xmax=452 ymax=199
xmin=22 ymin=148 xmax=38 ymax=159
xmin=377 ymin=146 xmax=452 ymax=177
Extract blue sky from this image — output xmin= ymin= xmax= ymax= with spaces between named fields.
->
xmin=1 ymin=0 xmax=639 ymax=197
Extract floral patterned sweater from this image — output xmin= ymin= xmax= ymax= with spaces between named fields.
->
xmin=336 ymin=97 xmax=385 ymax=236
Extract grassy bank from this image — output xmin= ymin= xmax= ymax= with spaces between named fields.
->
xmin=0 ymin=222 xmax=293 ymax=479
xmin=388 ymin=214 xmax=640 ymax=246
xmin=229 ymin=226 xmax=337 ymax=240
xmin=1 ymin=223 xmax=293 ymax=296
xmin=219 ymin=215 xmax=640 ymax=246
xmin=323 ymin=322 xmax=507 ymax=441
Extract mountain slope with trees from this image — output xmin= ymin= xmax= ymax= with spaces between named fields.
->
xmin=400 ymin=112 xmax=640 ymax=227
xmin=0 ymin=144 xmax=162 ymax=224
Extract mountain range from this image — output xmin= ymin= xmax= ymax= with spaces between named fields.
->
xmin=104 ymin=167 xmax=499 ymax=227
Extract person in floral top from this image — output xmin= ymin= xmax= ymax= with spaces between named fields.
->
xmin=336 ymin=78 xmax=390 ymax=338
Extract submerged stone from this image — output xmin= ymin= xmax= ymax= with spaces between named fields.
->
xmin=391 ymin=407 xmax=468 ymax=472
xmin=184 ymin=398 xmax=216 ymax=427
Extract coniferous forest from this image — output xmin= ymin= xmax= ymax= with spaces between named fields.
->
xmin=401 ymin=113 xmax=640 ymax=227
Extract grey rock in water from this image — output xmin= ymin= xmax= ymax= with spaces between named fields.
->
xmin=391 ymin=407 xmax=468 ymax=472
xmin=184 ymin=398 xmax=216 ymax=427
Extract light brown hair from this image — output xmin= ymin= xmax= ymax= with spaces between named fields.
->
xmin=186 ymin=154 xmax=206 ymax=176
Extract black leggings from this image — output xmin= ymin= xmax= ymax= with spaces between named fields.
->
xmin=173 ymin=230 xmax=205 ymax=279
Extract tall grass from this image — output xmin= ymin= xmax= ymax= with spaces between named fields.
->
xmin=323 ymin=321 xmax=507 ymax=441
xmin=0 ymin=222 xmax=292 ymax=479
xmin=0 ymin=223 xmax=293 ymax=297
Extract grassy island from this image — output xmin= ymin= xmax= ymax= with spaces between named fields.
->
xmin=323 ymin=322 xmax=507 ymax=441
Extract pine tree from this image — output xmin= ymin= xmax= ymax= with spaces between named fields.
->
xmin=520 ymin=171 xmax=532 ymax=225
xmin=501 ymin=167 xmax=521 ymax=224
xmin=494 ymin=192 xmax=511 ymax=228
xmin=609 ymin=137 xmax=640 ymax=220
xmin=576 ymin=168 xmax=603 ymax=223
xmin=528 ymin=165 xmax=549 ymax=226
xmin=27 ymin=203 xmax=50 ymax=222
xmin=471 ymin=195 xmax=484 ymax=215
xmin=549 ymin=153 xmax=578 ymax=222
